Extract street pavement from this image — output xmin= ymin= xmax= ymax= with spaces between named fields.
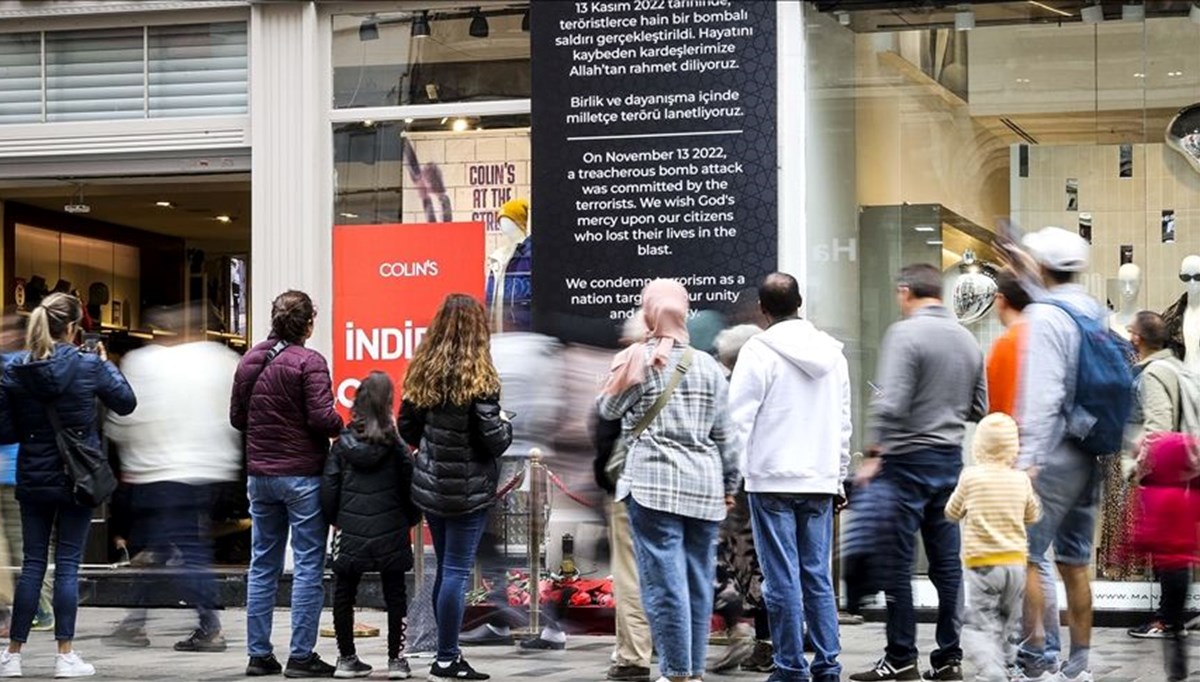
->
xmin=16 ymin=608 xmax=1187 ymax=680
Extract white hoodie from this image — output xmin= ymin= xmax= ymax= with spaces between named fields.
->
xmin=728 ymin=318 xmax=851 ymax=495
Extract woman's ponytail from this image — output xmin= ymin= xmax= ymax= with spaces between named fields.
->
xmin=25 ymin=293 xmax=82 ymax=360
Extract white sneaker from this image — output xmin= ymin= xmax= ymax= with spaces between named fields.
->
xmin=54 ymin=652 xmax=95 ymax=678
xmin=1053 ymin=671 xmax=1093 ymax=682
xmin=0 ymin=651 xmax=21 ymax=678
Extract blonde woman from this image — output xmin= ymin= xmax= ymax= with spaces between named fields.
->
xmin=0 ymin=293 xmax=135 ymax=678
xmin=399 ymin=294 xmax=513 ymax=682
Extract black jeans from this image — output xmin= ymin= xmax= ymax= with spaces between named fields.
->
xmin=333 ymin=569 xmax=408 ymax=659
xmin=1159 ymin=567 xmax=1190 ymax=681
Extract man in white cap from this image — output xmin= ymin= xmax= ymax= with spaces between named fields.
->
xmin=1014 ymin=226 xmax=1107 ymax=682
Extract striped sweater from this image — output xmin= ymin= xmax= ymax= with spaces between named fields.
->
xmin=946 ymin=464 xmax=1041 ymax=567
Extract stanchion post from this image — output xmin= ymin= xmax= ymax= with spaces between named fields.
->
xmin=414 ymin=521 xmax=426 ymax=587
xmin=527 ymin=448 xmax=543 ymax=635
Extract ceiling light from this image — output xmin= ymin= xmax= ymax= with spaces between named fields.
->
xmin=521 ymin=8 xmax=530 ymax=32
xmin=411 ymin=10 xmax=431 ymax=38
xmin=1121 ymin=3 xmax=1144 ymax=21
xmin=926 ymin=240 xmax=944 ymax=246
xmin=155 ymin=201 xmax=174 ymax=208
xmin=452 ymin=118 xmax=470 ymax=132
xmin=469 ymin=8 xmax=489 ymax=38
xmin=954 ymin=7 xmax=975 ymax=31
xmin=404 ymin=117 xmax=414 ymax=124
xmin=1134 ymin=72 xmax=1146 ymax=78
xmin=339 ymin=212 xmax=359 ymax=219
xmin=915 ymin=225 xmax=936 ymax=232
xmin=359 ymin=18 xmax=379 ymax=41
xmin=1081 ymin=3 xmax=1105 ymax=24
xmin=363 ymin=119 xmax=374 ymax=127
xmin=1028 ymin=1 xmax=1072 ymax=18
xmin=215 ymin=215 xmax=233 ymax=224
xmin=1192 ymin=2 xmax=1200 ymax=24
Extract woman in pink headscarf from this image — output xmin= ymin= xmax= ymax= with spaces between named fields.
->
xmin=597 ymin=279 xmax=737 ymax=682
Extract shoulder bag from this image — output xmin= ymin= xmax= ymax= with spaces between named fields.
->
xmin=604 ymin=347 xmax=694 ymax=486
xmin=41 ymin=356 xmax=116 ymax=508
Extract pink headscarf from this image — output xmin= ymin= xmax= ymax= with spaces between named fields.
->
xmin=602 ymin=279 xmax=691 ymax=396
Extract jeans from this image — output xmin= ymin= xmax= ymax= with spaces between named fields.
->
xmin=627 ymin=499 xmax=720 ymax=679
xmin=246 ymin=476 xmax=328 ymax=660
xmin=10 ymin=500 xmax=91 ymax=643
xmin=121 ymin=482 xmax=220 ymax=635
xmin=749 ymin=493 xmax=840 ymax=682
xmin=333 ymin=569 xmax=408 ymax=659
xmin=426 ymin=510 xmax=489 ymax=662
xmin=876 ymin=450 xmax=963 ymax=668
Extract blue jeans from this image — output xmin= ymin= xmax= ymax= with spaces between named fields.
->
xmin=246 ymin=476 xmax=328 ymax=660
xmin=749 ymin=493 xmax=840 ymax=682
xmin=10 ymin=500 xmax=91 ymax=643
xmin=876 ymin=450 xmax=963 ymax=668
xmin=426 ymin=509 xmax=489 ymax=662
xmin=627 ymin=498 xmax=720 ymax=679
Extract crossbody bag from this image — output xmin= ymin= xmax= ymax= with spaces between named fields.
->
xmin=604 ymin=347 xmax=695 ymax=486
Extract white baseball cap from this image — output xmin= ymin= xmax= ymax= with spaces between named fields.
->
xmin=1022 ymin=226 xmax=1090 ymax=272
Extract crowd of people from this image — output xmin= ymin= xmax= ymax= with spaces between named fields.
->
xmin=0 ymin=223 xmax=1192 ymax=682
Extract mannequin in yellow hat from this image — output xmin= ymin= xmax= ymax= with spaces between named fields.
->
xmin=486 ymin=198 xmax=532 ymax=332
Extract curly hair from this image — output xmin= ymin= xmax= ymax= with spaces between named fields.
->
xmin=271 ymin=290 xmax=315 ymax=344
xmin=403 ymin=294 xmax=500 ymax=408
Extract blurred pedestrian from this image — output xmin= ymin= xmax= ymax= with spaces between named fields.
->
xmin=399 ymin=294 xmax=513 ymax=682
xmin=945 ymin=414 xmax=1040 ymax=682
xmin=103 ymin=316 xmax=241 ymax=652
xmin=729 ymin=274 xmax=849 ymax=682
xmin=598 ymin=279 xmax=737 ymax=682
xmin=0 ymin=293 xmax=136 ymax=678
xmin=986 ymin=269 xmax=1032 ymax=418
xmin=231 ymin=290 xmax=344 ymax=678
xmin=1125 ymin=433 xmax=1200 ymax=682
xmin=322 ymin=371 xmax=420 ymax=680
xmin=851 ymin=264 xmax=986 ymax=682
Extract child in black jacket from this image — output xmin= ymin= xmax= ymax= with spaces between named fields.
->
xmin=322 ymin=372 xmax=421 ymax=680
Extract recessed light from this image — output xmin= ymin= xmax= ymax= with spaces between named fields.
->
xmin=215 ymin=215 xmax=233 ymax=223
xmin=926 ymin=240 xmax=944 ymax=246
xmin=404 ymin=118 xmax=414 ymax=124
xmin=1133 ymin=72 xmax=1146 ymax=78
xmin=339 ymin=212 xmax=359 ymax=219
xmin=363 ymin=119 xmax=374 ymax=127
xmin=452 ymin=118 xmax=470 ymax=132
xmin=915 ymin=225 xmax=936 ymax=232
xmin=155 ymin=201 xmax=174 ymax=208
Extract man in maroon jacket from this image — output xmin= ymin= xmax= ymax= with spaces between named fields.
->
xmin=231 ymin=290 xmax=344 ymax=678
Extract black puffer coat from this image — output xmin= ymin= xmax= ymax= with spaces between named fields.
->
xmin=0 ymin=344 xmax=136 ymax=505
xmin=399 ymin=397 xmax=512 ymax=517
xmin=321 ymin=428 xmax=420 ymax=573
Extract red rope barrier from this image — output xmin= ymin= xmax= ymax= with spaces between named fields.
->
xmin=542 ymin=465 xmax=598 ymax=509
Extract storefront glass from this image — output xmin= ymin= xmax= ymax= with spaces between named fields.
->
xmin=806 ymin=2 xmax=1200 ymax=593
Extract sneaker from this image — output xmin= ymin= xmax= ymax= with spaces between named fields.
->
xmin=388 ymin=658 xmax=411 ymax=680
xmin=741 ymin=641 xmax=775 ymax=673
xmin=285 ymin=653 xmax=336 ymax=678
xmin=923 ymin=662 xmax=963 ymax=681
xmin=1051 ymin=672 xmax=1092 ymax=682
xmin=174 ymin=629 xmax=228 ymax=653
xmin=247 ymin=654 xmax=284 ymax=677
xmin=1128 ymin=620 xmax=1168 ymax=639
xmin=333 ymin=655 xmax=372 ymax=679
xmin=518 ymin=636 xmax=565 ymax=651
xmin=708 ymin=625 xmax=754 ymax=673
xmin=102 ymin=624 xmax=150 ymax=648
xmin=428 ymin=657 xmax=489 ymax=682
xmin=30 ymin=612 xmax=54 ymax=633
xmin=606 ymin=665 xmax=651 ymax=682
xmin=54 ymin=651 xmax=95 ymax=679
xmin=0 ymin=651 xmax=21 ymax=678
xmin=849 ymin=658 xmax=921 ymax=682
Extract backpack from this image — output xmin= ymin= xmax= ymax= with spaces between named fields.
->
xmin=1045 ymin=301 xmax=1133 ymax=457
xmin=1157 ymin=357 xmax=1200 ymax=435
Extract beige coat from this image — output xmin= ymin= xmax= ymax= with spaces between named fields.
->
xmin=1138 ymin=349 xmax=1182 ymax=435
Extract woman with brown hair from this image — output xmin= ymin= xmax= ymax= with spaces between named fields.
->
xmin=399 ymin=294 xmax=512 ymax=682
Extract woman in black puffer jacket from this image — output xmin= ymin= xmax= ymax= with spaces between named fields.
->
xmin=321 ymin=371 xmax=420 ymax=679
xmin=0 ymin=293 xmax=136 ymax=678
xmin=399 ymin=294 xmax=512 ymax=682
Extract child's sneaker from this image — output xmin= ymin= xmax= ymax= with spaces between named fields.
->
xmin=333 ymin=655 xmax=372 ymax=679
xmin=54 ymin=651 xmax=95 ymax=678
xmin=389 ymin=657 xmax=411 ymax=680
xmin=0 ymin=651 xmax=21 ymax=678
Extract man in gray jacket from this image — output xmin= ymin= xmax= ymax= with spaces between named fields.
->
xmin=851 ymin=263 xmax=987 ymax=682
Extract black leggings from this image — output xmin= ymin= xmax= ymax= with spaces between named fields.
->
xmin=333 ymin=569 xmax=408 ymax=659
xmin=1160 ymin=568 xmax=1190 ymax=681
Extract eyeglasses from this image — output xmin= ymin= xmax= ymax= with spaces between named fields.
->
xmin=1180 ymin=274 xmax=1200 ymax=283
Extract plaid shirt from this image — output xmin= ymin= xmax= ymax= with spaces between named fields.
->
xmin=598 ymin=342 xmax=738 ymax=521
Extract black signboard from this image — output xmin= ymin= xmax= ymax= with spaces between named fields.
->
xmin=531 ymin=0 xmax=778 ymax=345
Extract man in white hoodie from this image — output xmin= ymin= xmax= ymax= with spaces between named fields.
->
xmin=729 ymin=273 xmax=851 ymax=682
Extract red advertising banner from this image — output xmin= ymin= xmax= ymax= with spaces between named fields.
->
xmin=333 ymin=222 xmax=485 ymax=417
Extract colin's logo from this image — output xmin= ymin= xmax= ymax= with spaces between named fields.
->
xmin=379 ymin=260 xmax=440 ymax=278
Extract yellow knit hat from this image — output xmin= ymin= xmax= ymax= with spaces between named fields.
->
xmin=973 ymin=412 xmax=1020 ymax=466
xmin=498 ymin=198 xmax=530 ymax=235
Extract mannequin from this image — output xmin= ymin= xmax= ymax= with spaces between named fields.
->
xmin=1108 ymin=263 xmax=1141 ymax=341
xmin=485 ymin=198 xmax=532 ymax=332
xmin=1163 ymin=255 xmax=1200 ymax=369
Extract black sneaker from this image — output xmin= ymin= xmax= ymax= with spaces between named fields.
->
xmin=922 ymin=662 xmax=963 ymax=681
xmin=849 ymin=657 xmax=921 ymax=681
xmin=742 ymin=641 xmax=776 ymax=673
xmin=175 ymin=629 xmax=228 ymax=653
xmin=519 ymin=636 xmax=565 ymax=651
xmin=606 ymin=664 xmax=650 ymax=682
xmin=247 ymin=654 xmax=284 ymax=677
xmin=285 ymin=653 xmax=336 ymax=678
xmin=429 ymin=657 xmax=489 ymax=682
xmin=103 ymin=624 xmax=151 ymax=648
xmin=1128 ymin=620 xmax=1168 ymax=639
xmin=333 ymin=655 xmax=373 ymax=679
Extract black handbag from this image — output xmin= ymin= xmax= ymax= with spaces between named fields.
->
xmin=43 ymin=402 xmax=116 ymax=508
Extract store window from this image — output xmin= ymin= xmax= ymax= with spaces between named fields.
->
xmin=332 ymin=7 xmax=530 ymax=108
xmin=806 ymin=2 xmax=1200 ymax=589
